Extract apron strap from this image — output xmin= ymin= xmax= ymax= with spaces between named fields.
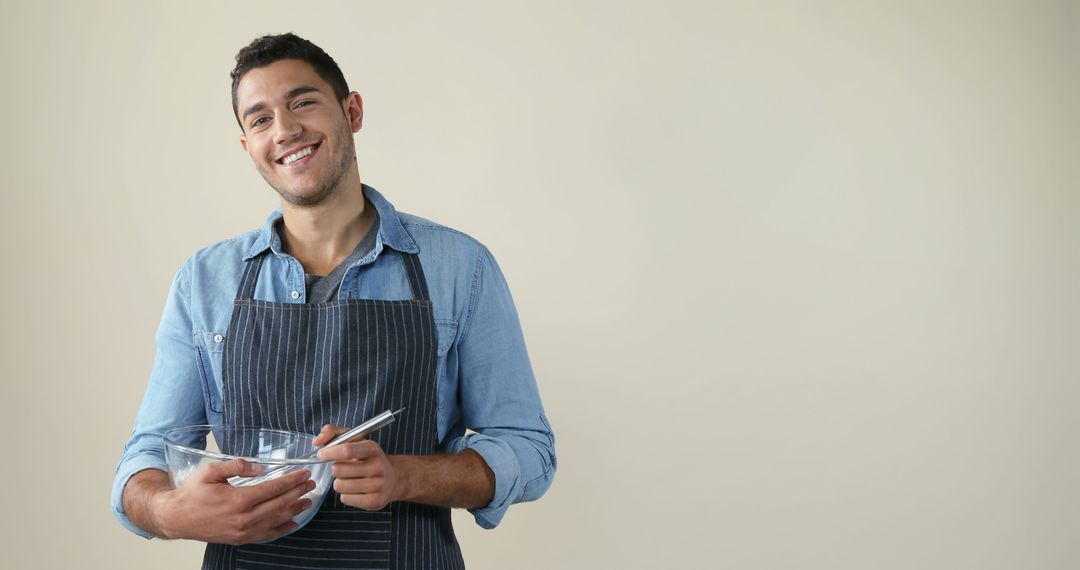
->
xmin=402 ymin=252 xmax=431 ymax=302
xmin=235 ymin=253 xmax=266 ymax=301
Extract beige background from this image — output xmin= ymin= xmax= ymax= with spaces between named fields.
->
xmin=1 ymin=1 xmax=1078 ymax=568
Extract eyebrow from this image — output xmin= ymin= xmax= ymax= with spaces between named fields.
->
xmin=241 ymin=86 xmax=323 ymax=122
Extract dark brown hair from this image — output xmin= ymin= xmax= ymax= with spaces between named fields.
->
xmin=230 ymin=33 xmax=350 ymax=129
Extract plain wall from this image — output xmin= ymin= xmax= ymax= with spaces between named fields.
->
xmin=1 ymin=1 xmax=1077 ymax=568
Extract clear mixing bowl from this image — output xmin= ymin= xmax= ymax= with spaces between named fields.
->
xmin=162 ymin=425 xmax=333 ymax=537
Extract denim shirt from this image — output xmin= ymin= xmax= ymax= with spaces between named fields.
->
xmin=112 ymin=185 xmax=556 ymax=537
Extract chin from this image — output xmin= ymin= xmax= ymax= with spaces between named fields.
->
xmin=277 ymin=186 xmax=335 ymax=207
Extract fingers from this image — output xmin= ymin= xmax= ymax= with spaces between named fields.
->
xmin=237 ymin=468 xmax=312 ymax=505
xmin=198 ymin=458 xmax=263 ymax=483
xmin=264 ymin=520 xmax=300 ymax=542
xmin=331 ymin=458 xmax=384 ymax=481
xmin=335 ymin=471 xmax=392 ymax=511
xmin=235 ymin=513 xmax=302 ymax=545
xmin=249 ymin=476 xmax=317 ymax=526
xmin=324 ymin=443 xmax=395 ymax=512
xmin=333 ymin=473 xmax=382 ymax=495
xmin=318 ymin=439 xmax=381 ymax=462
xmin=162 ymin=459 xmax=317 ymax=545
xmin=233 ymin=470 xmax=315 ymax=542
xmin=339 ymin=491 xmax=389 ymax=511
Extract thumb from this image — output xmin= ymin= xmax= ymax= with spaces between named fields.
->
xmin=201 ymin=458 xmax=263 ymax=482
xmin=312 ymin=424 xmax=347 ymax=446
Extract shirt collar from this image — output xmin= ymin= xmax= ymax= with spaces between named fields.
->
xmin=243 ymin=184 xmax=418 ymax=261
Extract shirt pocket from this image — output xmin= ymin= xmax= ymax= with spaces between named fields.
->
xmin=434 ymin=319 xmax=457 ymax=356
xmin=193 ymin=330 xmax=227 ymax=416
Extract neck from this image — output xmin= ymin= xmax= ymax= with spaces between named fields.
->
xmin=279 ymin=171 xmax=375 ymax=276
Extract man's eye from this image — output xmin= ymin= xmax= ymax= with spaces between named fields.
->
xmin=251 ymin=117 xmax=269 ymax=128
xmin=294 ymin=100 xmax=313 ymax=109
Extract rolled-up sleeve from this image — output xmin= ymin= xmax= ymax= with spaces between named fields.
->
xmin=111 ymin=261 xmax=209 ymax=538
xmin=448 ymin=246 xmax=556 ymax=529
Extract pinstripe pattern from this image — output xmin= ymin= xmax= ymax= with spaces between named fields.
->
xmin=204 ymin=253 xmax=464 ymax=570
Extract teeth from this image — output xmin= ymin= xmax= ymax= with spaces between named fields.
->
xmin=282 ymin=146 xmax=315 ymax=165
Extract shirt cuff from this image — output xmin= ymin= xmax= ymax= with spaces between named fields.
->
xmin=450 ymin=433 xmax=519 ymax=530
xmin=111 ymin=452 xmax=168 ymax=539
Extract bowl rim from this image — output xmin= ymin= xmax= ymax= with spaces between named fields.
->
xmin=163 ymin=424 xmax=330 ymax=466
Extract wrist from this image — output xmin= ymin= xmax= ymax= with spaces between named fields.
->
xmin=149 ymin=488 xmax=178 ymax=540
xmin=388 ymin=455 xmax=416 ymax=503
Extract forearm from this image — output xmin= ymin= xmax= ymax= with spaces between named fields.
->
xmin=122 ymin=469 xmax=173 ymax=539
xmin=390 ymin=449 xmax=495 ymax=509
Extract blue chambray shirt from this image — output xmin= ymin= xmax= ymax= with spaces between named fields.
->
xmin=111 ymin=185 xmax=556 ymax=537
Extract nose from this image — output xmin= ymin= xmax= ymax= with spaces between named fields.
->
xmin=272 ymin=110 xmax=302 ymax=145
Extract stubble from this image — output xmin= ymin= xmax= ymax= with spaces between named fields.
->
xmin=261 ymin=117 xmax=355 ymax=208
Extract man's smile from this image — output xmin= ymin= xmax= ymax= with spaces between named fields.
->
xmin=276 ymin=142 xmax=321 ymax=168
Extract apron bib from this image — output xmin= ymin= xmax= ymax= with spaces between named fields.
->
xmin=202 ymin=251 xmax=465 ymax=570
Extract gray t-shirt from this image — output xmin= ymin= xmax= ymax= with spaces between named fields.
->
xmin=275 ymin=211 xmax=380 ymax=303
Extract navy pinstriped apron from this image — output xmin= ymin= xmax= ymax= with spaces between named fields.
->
xmin=203 ymin=251 xmax=465 ymax=570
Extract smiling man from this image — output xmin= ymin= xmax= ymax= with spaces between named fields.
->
xmin=112 ymin=33 xmax=556 ymax=569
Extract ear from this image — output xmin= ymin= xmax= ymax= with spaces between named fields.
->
xmin=239 ymin=134 xmax=248 ymax=153
xmin=343 ymin=92 xmax=364 ymax=133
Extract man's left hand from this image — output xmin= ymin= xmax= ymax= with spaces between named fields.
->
xmin=314 ymin=424 xmax=407 ymax=511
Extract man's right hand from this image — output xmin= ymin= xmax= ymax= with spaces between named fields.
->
xmin=124 ymin=459 xmax=316 ymax=545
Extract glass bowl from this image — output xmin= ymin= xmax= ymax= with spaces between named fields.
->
xmin=162 ymin=425 xmax=333 ymax=536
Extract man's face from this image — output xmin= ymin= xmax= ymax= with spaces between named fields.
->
xmin=236 ymin=59 xmax=362 ymax=207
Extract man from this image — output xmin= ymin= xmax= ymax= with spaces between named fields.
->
xmin=112 ymin=33 xmax=556 ymax=569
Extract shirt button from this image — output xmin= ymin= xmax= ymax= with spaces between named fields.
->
xmin=213 ymin=334 xmax=224 ymax=343
xmin=291 ymin=291 xmax=300 ymax=299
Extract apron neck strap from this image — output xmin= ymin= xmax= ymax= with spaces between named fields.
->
xmin=235 ymin=253 xmax=266 ymax=301
xmin=401 ymin=252 xmax=431 ymax=302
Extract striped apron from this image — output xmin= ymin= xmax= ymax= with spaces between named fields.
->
xmin=202 ymin=251 xmax=465 ymax=570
